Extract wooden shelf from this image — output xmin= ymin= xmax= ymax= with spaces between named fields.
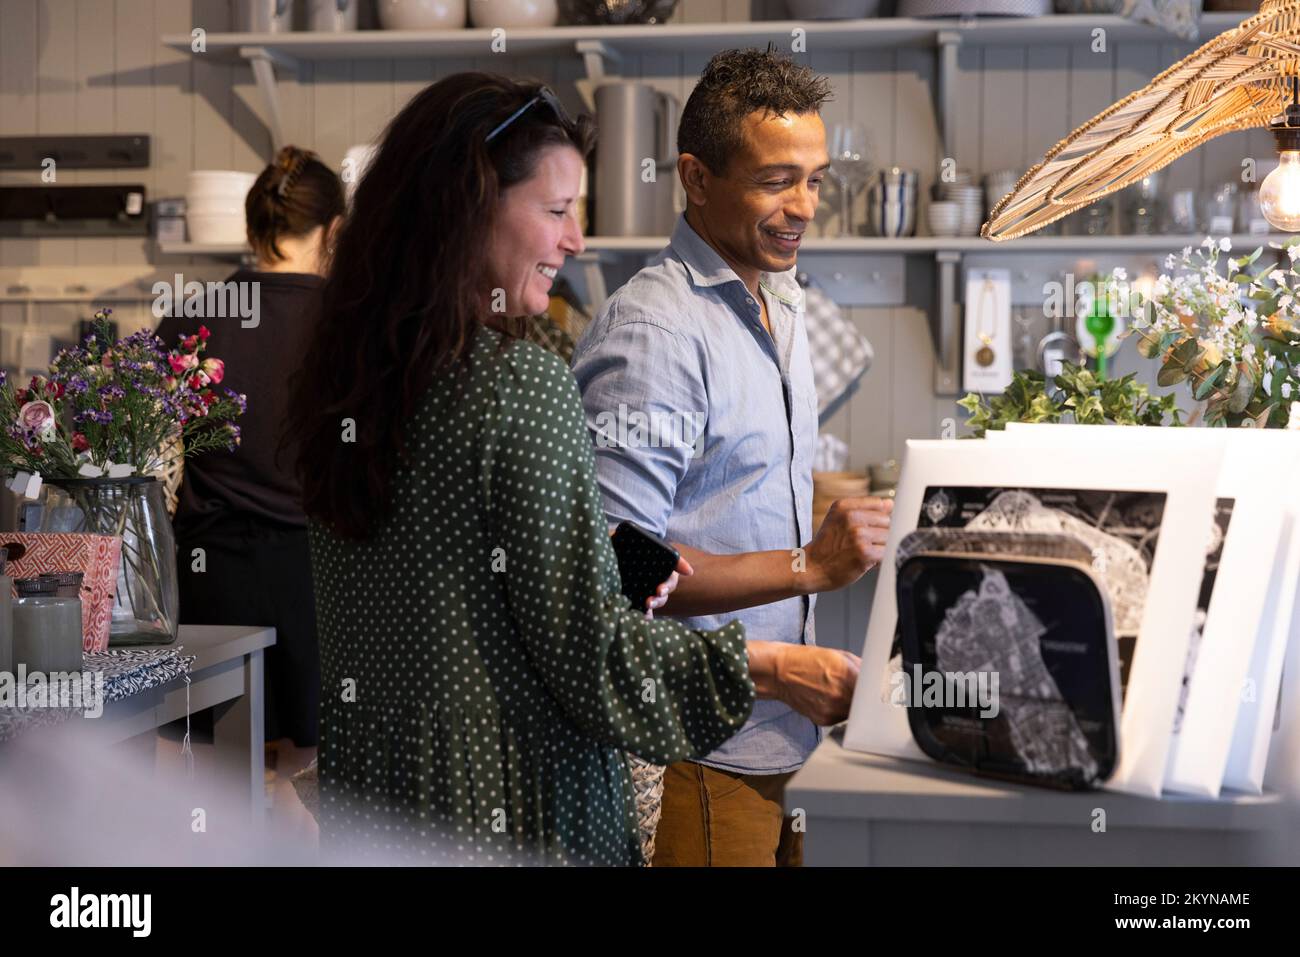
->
xmin=155 ymin=233 xmax=1296 ymax=260
xmin=162 ymin=14 xmax=1248 ymax=61
xmin=585 ymin=232 xmax=1294 ymax=255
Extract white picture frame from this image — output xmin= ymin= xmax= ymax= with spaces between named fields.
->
xmin=842 ymin=438 xmax=1223 ymax=796
xmin=992 ymin=424 xmax=1300 ymax=797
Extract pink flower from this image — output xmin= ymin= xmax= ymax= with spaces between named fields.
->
xmin=71 ymin=432 xmax=89 ymax=453
xmin=201 ymin=358 xmax=224 ymax=385
xmin=18 ymin=400 xmax=56 ymax=439
xmin=168 ymin=353 xmax=197 ymax=374
xmin=198 ymin=325 xmax=211 ymax=341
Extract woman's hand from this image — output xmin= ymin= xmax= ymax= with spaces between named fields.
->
xmin=646 ymin=554 xmax=694 ymax=619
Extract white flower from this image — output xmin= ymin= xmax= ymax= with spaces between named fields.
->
xmin=1285 ymin=382 xmax=1294 ymax=400
xmin=1272 ymin=269 xmax=1288 ymax=285
xmin=1203 ymin=236 xmax=1216 ymax=250
xmin=1183 ymin=246 xmax=1194 ymax=260
xmin=1219 ymin=237 xmax=1232 ymax=252
xmin=1289 ymin=245 xmax=1300 ymax=263
xmin=1112 ymin=266 xmax=1128 ymax=281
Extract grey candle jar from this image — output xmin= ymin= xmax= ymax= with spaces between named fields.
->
xmin=13 ymin=578 xmax=83 ymax=674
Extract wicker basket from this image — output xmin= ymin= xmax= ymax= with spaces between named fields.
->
xmin=154 ymin=432 xmax=185 ymax=518
xmin=627 ymin=753 xmax=666 ymax=864
xmin=984 ymin=0 xmax=1300 ymax=240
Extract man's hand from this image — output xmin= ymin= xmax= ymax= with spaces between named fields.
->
xmin=748 ymin=641 xmax=861 ymax=726
xmin=775 ymin=645 xmax=861 ymax=726
xmin=804 ymin=496 xmax=893 ymax=594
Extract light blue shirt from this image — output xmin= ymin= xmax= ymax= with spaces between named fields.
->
xmin=571 ymin=213 xmax=821 ymax=774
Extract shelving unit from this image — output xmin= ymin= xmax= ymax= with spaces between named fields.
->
xmin=161 ymin=13 xmax=1250 ymax=156
xmin=159 ymin=232 xmax=1294 ymax=260
xmin=157 ymin=12 xmax=1265 ymax=393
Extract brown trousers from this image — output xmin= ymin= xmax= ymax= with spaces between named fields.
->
xmin=651 ymin=760 xmax=803 ymax=867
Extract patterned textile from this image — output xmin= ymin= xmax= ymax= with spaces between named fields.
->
xmin=526 ymin=308 xmax=663 ymax=864
xmin=521 ymin=311 xmax=579 ymax=364
xmin=801 ymin=281 xmax=873 ymax=420
xmin=85 ymin=647 xmax=195 ymax=701
xmin=0 ymin=647 xmax=194 ymax=743
xmin=1052 ymin=0 xmax=1202 ymax=42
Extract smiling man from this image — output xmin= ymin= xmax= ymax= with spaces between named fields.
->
xmin=572 ymin=49 xmax=893 ymax=867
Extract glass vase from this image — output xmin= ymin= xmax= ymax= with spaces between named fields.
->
xmin=36 ymin=477 xmax=178 ymax=646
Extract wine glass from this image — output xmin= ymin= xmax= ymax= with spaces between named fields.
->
xmin=829 ymin=122 xmax=873 ymax=237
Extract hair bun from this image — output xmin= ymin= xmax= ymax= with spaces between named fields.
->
xmin=274 ymin=145 xmax=313 ymax=200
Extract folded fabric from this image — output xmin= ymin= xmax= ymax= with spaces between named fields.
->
xmin=0 ymin=647 xmax=194 ymax=743
xmin=801 ymin=281 xmax=873 ymax=419
xmin=84 ymin=647 xmax=195 ymax=702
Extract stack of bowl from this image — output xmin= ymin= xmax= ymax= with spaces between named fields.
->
xmin=866 ymin=167 xmax=919 ymax=237
xmin=934 ymin=170 xmax=984 ymax=236
xmin=812 ymin=470 xmax=871 ymax=532
xmin=926 ymin=200 xmax=960 ymax=236
xmin=186 ymin=170 xmax=257 ymax=245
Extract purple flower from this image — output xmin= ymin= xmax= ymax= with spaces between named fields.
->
xmin=98 ymin=384 xmax=125 ymax=401
xmin=73 ymin=409 xmax=114 ymax=427
xmin=67 ymin=376 xmax=88 ymax=395
xmin=222 ymin=388 xmax=248 ymax=414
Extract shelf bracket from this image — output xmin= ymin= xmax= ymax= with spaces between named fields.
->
xmin=239 ymin=46 xmax=299 ymax=155
xmin=574 ymin=40 xmax=623 ymax=113
xmin=935 ymin=31 xmax=961 ymax=164
xmin=932 ymin=250 xmax=962 ymax=397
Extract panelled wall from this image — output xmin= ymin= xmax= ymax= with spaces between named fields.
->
xmin=0 ymin=0 xmax=1268 ymax=648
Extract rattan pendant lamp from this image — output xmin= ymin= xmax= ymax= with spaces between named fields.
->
xmin=983 ymin=0 xmax=1300 ymax=241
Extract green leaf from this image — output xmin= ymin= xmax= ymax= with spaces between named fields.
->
xmin=1228 ymin=365 xmax=1256 ymax=414
xmin=1158 ymin=358 xmax=1189 ymax=387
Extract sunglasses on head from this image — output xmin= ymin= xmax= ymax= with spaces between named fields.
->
xmin=485 ymin=86 xmax=574 ymax=143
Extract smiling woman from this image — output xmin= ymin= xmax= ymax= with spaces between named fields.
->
xmin=286 ymin=73 xmax=756 ymax=866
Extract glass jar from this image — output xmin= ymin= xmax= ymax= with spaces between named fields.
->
xmin=13 ymin=577 xmax=83 ymax=673
xmin=36 ymin=478 xmax=178 ymax=646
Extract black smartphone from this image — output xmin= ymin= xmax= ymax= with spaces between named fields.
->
xmin=610 ymin=521 xmax=680 ymax=612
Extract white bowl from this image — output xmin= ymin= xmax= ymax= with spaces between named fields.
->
xmin=186 ymin=171 xmax=257 ymax=204
xmin=187 ymin=213 xmax=247 ymax=244
xmin=185 ymin=198 xmax=245 ymax=216
xmin=377 ymin=0 xmax=467 ymax=28
xmin=470 ymin=0 xmax=557 ymax=27
xmin=188 ymin=170 xmax=256 ymax=187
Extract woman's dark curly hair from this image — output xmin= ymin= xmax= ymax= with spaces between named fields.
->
xmin=677 ymin=48 xmax=833 ymax=176
xmin=287 ymin=73 xmax=595 ymax=540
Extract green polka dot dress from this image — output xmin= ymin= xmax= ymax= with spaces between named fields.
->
xmin=308 ymin=327 xmax=755 ymax=866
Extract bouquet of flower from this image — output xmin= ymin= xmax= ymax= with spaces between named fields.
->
xmin=1112 ymin=237 xmax=1300 ymax=429
xmin=0 ymin=308 xmax=245 ymax=480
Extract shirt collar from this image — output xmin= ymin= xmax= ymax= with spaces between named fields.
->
xmin=669 ymin=213 xmax=803 ymax=310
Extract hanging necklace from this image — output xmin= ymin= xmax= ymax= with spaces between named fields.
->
xmin=974 ymin=277 xmax=998 ymax=367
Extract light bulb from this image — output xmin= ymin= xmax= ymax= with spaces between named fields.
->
xmin=1260 ymin=150 xmax=1300 ymax=231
